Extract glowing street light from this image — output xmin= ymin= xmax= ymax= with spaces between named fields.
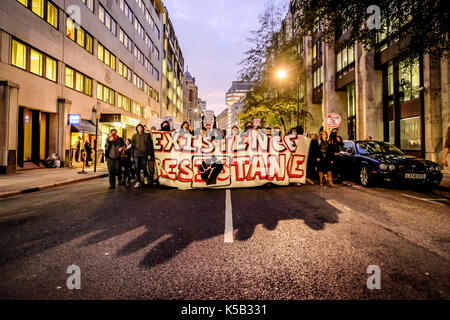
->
xmin=277 ymin=69 xmax=287 ymax=80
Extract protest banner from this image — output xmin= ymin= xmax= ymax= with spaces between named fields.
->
xmin=151 ymin=130 xmax=310 ymax=190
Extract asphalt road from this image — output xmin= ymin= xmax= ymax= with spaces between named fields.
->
xmin=0 ymin=178 xmax=449 ymax=300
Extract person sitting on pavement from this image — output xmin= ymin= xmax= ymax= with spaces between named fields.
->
xmin=105 ymin=129 xmax=125 ymax=190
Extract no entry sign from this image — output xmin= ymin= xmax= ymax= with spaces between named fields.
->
xmin=325 ymin=113 xmax=341 ymax=128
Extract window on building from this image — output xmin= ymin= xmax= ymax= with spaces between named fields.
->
xmin=98 ymin=43 xmax=116 ymax=70
xmin=65 ymin=66 xmax=92 ymax=95
xmin=119 ymin=29 xmax=133 ymax=52
xmin=153 ymin=67 xmax=159 ymax=81
xmin=12 ymin=39 xmax=27 ymax=70
xmin=45 ymin=56 xmax=57 ymax=82
xmin=399 ymin=58 xmax=420 ymax=102
xmin=99 ymin=4 xmax=117 ymax=36
xmin=118 ymin=60 xmax=132 ymax=82
xmin=133 ymin=102 xmax=143 ymax=117
xmin=81 ymin=0 xmax=93 ymax=11
xmin=17 ymin=0 xmax=59 ymax=29
xmin=66 ymin=18 xmax=93 ymax=54
xmin=154 ymin=25 xmax=160 ymax=39
xmin=30 ymin=49 xmax=44 ymax=76
xmin=118 ymin=94 xmax=131 ymax=111
xmin=400 ymin=116 xmax=421 ymax=150
xmin=47 ymin=2 xmax=58 ymax=28
xmin=11 ymin=39 xmax=57 ymax=82
xmin=97 ymin=83 xmax=115 ymax=105
xmin=336 ymin=45 xmax=355 ymax=76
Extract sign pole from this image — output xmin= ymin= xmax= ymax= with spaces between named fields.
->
xmin=94 ymin=116 xmax=98 ymax=173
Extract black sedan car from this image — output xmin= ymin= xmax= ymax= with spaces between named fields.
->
xmin=334 ymin=140 xmax=443 ymax=188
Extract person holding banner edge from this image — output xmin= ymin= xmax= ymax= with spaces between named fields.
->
xmin=132 ymin=124 xmax=155 ymax=188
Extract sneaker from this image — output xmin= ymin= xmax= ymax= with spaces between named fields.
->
xmin=134 ymin=182 xmax=142 ymax=188
xmin=144 ymin=177 xmax=150 ymax=185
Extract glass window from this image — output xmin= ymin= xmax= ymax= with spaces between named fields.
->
xmin=45 ymin=56 xmax=57 ymax=82
xmin=66 ymin=18 xmax=75 ymax=41
xmin=17 ymin=0 xmax=28 ymax=6
xmin=47 ymin=2 xmax=58 ymax=28
xmin=12 ymin=40 xmax=27 ymax=70
xmin=389 ymin=120 xmax=394 ymax=145
xmin=65 ymin=67 xmax=74 ymax=89
xmin=387 ymin=63 xmax=394 ymax=96
xmin=77 ymin=28 xmax=85 ymax=48
xmin=32 ymin=0 xmax=44 ymax=18
xmin=30 ymin=49 xmax=43 ymax=76
xmin=348 ymin=46 xmax=354 ymax=64
xmin=336 ymin=51 xmax=342 ymax=72
xmin=97 ymin=44 xmax=104 ymax=62
xmin=75 ymin=72 xmax=83 ymax=92
xmin=399 ymin=59 xmax=420 ymax=102
xmin=86 ymin=34 xmax=93 ymax=54
xmin=400 ymin=116 xmax=421 ymax=150
xmin=111 ymin=56 xmax=116 ymax=70
xmin=342 ymin=48 xmax=348 ymax=68
xmin=84 ymin=78 xmax=92 ymax=96
xmin=99 ymin=6 xmax=105 ymax=24
xmin=97 ymin=84 xmax=103 ymax=100
xmin=104 ymin=50 xmax=110 ymax=66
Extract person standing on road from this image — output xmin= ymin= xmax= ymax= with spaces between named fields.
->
xmin=84 ymin=139 xmax=92 ymax=167
xmin=132 ymin=124 xmax=155 ymax=188
xmin=317 ymin=131 xmax=334 ymax=187
xmin=74 ymin=136 xmax=82 ymax=162
xmin=306 ymin=133 xmax=319 ymax=184
xmin=121 ymin=138 xmax=135 ymax=185
xmin=442 ymin=126 xmax=450 ymax=167
xmin=105 ymin=129 xmax=125 ymax=190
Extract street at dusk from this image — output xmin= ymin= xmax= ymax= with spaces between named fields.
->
xmin=0 ymin=0 xmax=450 ymax=313
xmin=0 ymin=179 xmax=449 ymax=300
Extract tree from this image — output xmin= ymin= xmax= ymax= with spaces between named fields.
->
xmin=291 ymin=0 xmax=449 ymax=62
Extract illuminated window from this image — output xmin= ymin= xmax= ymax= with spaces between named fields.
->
xmin=30 ymin=49 xmax=43 ymax=76
xmin=65 ymin=66 xmax=74 ymax=89
xmin=98 ymin=44 xmax=104 ymax=61
xmin=77 ymin=28 xmax=85 ymax=48
xmin=47 ymin=2 xmax=58 ymax=28
xmin=81 ymin=0 xmax=93 ymax=11
xmin=99 ymin=5 xmax=117 ymax=35
xmin=66 ymin=18 xmax=75 ymax=41
xmin=45 ymin=57 xmax=57 ymax=82
xmin=31 ymin=0 xmax=44 ymax=18
xmin=12 ymin=40 xmax=27 ymax=70
xmin=17 ymin=0 xmax=28 ymax=6
xmin=75 ymin=72 xmax=83 ymax=92
xmin=97 ymin=83 xmax=115 ymax=105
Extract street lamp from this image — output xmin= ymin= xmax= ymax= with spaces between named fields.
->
xmin=277 ymin=69 xmax=287 ymax=80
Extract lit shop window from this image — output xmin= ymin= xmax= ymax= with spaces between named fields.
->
xmin=97 ymin=83 xmax=115 ymax=105
xmin=399 ymin=59 xmax=420 ymax=102
xmin=65 ymin=66 xmax=92 ymax=96
xmin=99 ymin=5 xmax=117 ymax=36
xmin=16 ymin=0 xmax=59 ymax=29
xmin=98 ymin=43 xmax=116 ymax=70
xmin=11 ymin=39 xmax=57 ymax=82
xmin=66 ymin=18 xmax=93 ymax=54
xmin=400 ymin=116 xmax=421 ymax=150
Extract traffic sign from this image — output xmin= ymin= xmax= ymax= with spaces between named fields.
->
xmin=325 ymin=113 xmax=341 ymax=128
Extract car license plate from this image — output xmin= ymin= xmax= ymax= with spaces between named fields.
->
xmin=405 ymin=173 xmax=426 ymax=179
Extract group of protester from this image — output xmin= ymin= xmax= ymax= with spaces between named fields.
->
xmin=103 ymin=117 xmax=346 ymax=190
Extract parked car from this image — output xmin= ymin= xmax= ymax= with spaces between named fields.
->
xmin=334 ymin=140 xmax=443 ymax=188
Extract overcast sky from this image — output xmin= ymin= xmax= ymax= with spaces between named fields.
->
xmin=163 ymin=0 xmax=286 ymax=115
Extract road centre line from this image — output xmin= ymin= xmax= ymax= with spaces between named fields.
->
xmin=402 ymin=194 xmax=446 ymax=206
xmin=224 ymin=189 xmax=233 ymax=243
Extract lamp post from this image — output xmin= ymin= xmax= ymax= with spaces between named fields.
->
xmin=92 ymin=103 xmax=100 ymax=173
xmin=276 ymin=68 xmax=301 ymax=128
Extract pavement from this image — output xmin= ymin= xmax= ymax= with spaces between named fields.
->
xmin=0 ymin=165 xmax=108 ymax=199
xmin=0 ymin=178 xmax=449 ymax=300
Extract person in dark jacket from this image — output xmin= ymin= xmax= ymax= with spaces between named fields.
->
xmin=121 ymin=138 xmax=135 ymax=184
xmin=132 ymin=124 xmax=155 ymax=188
xmin=74 ymin=136 xmax=82 ymax=162
xmin=84 ymin=139 xmax=92 ymax=167
xmin=161 ymin=121 xmax=171 ymax=132
xmin=306 ymin=132 xmax=319 ymax=184
xmin=105 ymin=129 xmax=125 ymax=190
xmin=317 ymin=131 xmax=331 ymax=187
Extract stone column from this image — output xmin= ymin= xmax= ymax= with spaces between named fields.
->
xmin=0 ymin=81 xmax=20 ymax=174
xmin=322 ymin=44 xmax=348 ymax=137
xmin=423 ymin=55 xmax=443 ymax=163
xmin=56 ymin=98 xmax=72 ymax=166
xmin=355 ymin=44 xmax=383 ymax=140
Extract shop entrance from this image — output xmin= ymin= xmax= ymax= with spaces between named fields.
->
xmin=17 ymin=107 xmax=49 ymax=168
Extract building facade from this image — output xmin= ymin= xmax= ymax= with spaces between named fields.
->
xmin=216 ymin=108 xmax=228 ymax=130
xmin=182 ymin=70 xmax=199 ymax=127
xmin=225 ymin=80 xmax=255 ymax=130
xmin=0 ymin=0 xmax=187 ymax=174
xmin=281 ymin=1 xmax=449 ymax=170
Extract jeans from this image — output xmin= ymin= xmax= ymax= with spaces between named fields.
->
xmin=135 ymin=156 xmax=148 ymax=183
xmin=107 ymin=159 xmax=122 ymax=187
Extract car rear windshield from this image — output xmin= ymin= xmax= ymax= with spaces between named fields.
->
xmin=356 ymin=141 xmax=405 ymax=155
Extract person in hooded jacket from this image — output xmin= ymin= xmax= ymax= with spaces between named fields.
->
xmin=121 ymin=138 xmax=135 ymax=184
xmin=105 ymin=128 xmax=125 ymax=190
xmin=132 ymin=124 xmax=155 ymax=188
xmin=161 ymin=121 xmax=171 ymax=132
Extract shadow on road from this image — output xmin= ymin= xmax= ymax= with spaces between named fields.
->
xmin=0 ymin=185 xmax=342 ymax=269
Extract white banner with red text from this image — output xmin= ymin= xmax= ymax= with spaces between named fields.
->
xmin=151 ymin=131 xmax=310 ymax=190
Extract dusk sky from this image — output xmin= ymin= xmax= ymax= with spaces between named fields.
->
xmin=163 ymin=0 xmax=287 ymax=116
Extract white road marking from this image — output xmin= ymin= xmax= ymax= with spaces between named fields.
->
xmin=224 ymin=189 xmax=233 ymax=243
xmin=402 ymin=194 xmax=446 ymax=206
